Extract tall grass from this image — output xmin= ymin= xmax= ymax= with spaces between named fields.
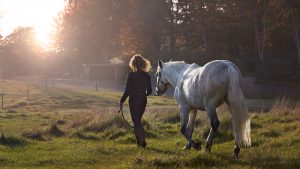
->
xmin=1 ymin=81 xmax=299 ymax=168
xmin=270 ymin=96 xmax=299 ymax=117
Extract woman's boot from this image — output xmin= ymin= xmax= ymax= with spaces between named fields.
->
xmin=134 ymin=127 xmax=146 ymax=148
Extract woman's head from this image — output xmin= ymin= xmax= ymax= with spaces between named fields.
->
xmin=129 ymin=54 xmax=152 ymax=72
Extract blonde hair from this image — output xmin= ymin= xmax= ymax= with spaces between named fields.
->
xmin=129 ymin=54 xmax=152 ymax=72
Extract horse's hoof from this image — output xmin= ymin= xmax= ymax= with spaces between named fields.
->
xmin=183 ymin=143 xmax=191 ymax=150
xmin=233 ymin=154 xmax=239 ymax=161
xmin=192 ymin=142 xmax=201 ymax=151
xmin=233 ymin=145 xmax=240 ymax=161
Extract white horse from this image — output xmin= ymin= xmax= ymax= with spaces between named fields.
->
xmin=155 ymin=60 xmax=251 ymax=160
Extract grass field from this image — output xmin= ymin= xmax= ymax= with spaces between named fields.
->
xmin=0 ymin=81 xmax=299 ymax=169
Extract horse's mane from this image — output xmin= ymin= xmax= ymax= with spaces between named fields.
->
xmin=164 ymin=61 xmax=188 ymax=72
xmin=165 ymin=60 xmax=185 ymax=65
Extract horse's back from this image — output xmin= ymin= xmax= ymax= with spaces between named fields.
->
xmin=200 ymin=60 xmax=239 ymax=84
xmin=181 ymin=60 xmax=237 ymax=109
xmin=201 ymin=61 xmax=233 ymax=105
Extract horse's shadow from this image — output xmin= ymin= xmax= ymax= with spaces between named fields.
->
xmin=147 ymin=146 xmax=176 ymax=154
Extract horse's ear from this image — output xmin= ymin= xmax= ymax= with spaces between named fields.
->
xmin=158 ymin=60 xmax=163 ymax=69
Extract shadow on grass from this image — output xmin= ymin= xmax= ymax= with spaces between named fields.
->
xmin=259 ymin=130 xmax=281 ymax=138
xmin=247 ymin=154 xmax=300 ymax=169
xmin=22 ymin=130 xmax=47 ymax=141
xmin=143 ymin=157 xmax=182 ymax=168
xmin=119 ymin=136 xmax=136 ymax=144
xmin=185 ymin=154 xmax=221 ymax=168
xmin=212 ymin=150 xmax=300 ymax=169
xmin=22 ymin=124 xmax=65 ymax=141
xmin=145 ymin=130 xmax=159 ymax=139
xmin=251 ymin=120 xmax=263 ymax=129
xmin=160 ymin=113 xmax=180 ymax=124
xmin=48 ymin=124 xmax=64 ymax=137
xmin=106 ymin=130 xmax=128 ymax=140
xmin=0 ymin=155 xmax=10 ymax=164
xmin=84 ymin=116 xmax=131 ymax=132
xmin=71 ymin=131 xmax=99 ymax=141
xmin=0 ymin=134 xmax=27 ymax=147
xmin=202 ymin=118 xmax=234 ymax=144
xmin=147 ymin=146 xmax=176 ymax=154
xmin=90 ymin=145 xmax=118 ymax=155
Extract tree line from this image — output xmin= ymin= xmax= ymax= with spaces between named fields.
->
xmin=0 ymin=0 xmax=299 ymax=80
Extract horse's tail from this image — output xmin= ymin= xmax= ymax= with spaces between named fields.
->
xmin=226 ymin=63 xmax=251 ymax=147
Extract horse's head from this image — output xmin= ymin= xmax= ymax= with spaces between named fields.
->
xmin=155 ymin=60 xmax=170 ymax=95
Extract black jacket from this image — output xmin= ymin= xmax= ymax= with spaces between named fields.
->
xmin=120 ymin=71 xmax=152 ymax=103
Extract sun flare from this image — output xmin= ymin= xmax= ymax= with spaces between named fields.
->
xmin=0 ymin=0 xmax=66 ymax=49
xmin=35 ymin=28 xmax=53 ymax=49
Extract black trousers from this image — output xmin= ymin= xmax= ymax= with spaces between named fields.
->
xmin=129 ymin=95 xmax=147 ymax=127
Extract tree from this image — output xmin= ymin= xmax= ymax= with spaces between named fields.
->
xmin=253 ymin=0 xmax=268 ymax=62
xmin=53 ymin=0 xmax=299 ymax=80
xmin=56 ymin=0 xmax=117 ymax=64
xmin=0 ymin=27 xmax=41 ymax=76
xmin=56 ymin=0 xmax=169 ymax=65
xmin=287 ymin=0 xmax=300 ymax=64
xmin=166 ymin=0 xmax=178 ymax=57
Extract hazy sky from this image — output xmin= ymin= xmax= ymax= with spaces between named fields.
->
xmin=0 ymin=0 xmax=66 ymax=47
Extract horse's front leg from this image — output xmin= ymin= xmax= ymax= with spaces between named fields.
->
xmin=180 ymin=107 xmax=200 ymax=150
xmin=186 ymin=109 xmax=200 ymax=150
xmin=205 ymin=106 xmax=220 ymax=152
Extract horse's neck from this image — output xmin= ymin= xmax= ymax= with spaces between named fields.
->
xmin=165 ymin=63 xmax=191 ymax=87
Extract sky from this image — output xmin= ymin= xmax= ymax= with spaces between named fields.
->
xmin=0 ymin=0 xmax=66 ymax=48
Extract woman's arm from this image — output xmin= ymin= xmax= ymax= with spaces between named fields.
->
xmin=146 ymin=74 xmax=152 ymax=96
xmin=120 ymin=73 xmax=131 ymax=103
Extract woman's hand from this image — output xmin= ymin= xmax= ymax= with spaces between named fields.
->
xmin=118 ymin=102 xmax=123 ymax=113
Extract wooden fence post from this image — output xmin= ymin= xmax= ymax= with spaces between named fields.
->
xmin=96 ymin=81 xmax=98 ymax=91
xmin=1 ymin=93 xmax=4 ymax=109
xmin=27 ymin=85 xmax=29 ymax=101
xmin=45 ymin=79 xmax=48 ymax=90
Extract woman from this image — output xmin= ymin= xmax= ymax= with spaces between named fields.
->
xmin=119 ymin=54 xmax=152 ymax=148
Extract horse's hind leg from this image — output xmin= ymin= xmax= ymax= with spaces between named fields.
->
xmin=205 ymin=106 xmax=220 ymax=152
xmin=233 ymin=140 xmax=240 ymax=160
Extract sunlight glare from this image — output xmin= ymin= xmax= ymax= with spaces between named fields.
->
xmin=0 ymin=0 xmax=66 ymax=49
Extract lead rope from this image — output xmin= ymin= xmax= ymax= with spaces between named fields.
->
xmin=118 ymin=107 xmax=134 ymax=129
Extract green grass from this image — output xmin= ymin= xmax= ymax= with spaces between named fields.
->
xmin=0 ymin=81 xmax=299 ymax=168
